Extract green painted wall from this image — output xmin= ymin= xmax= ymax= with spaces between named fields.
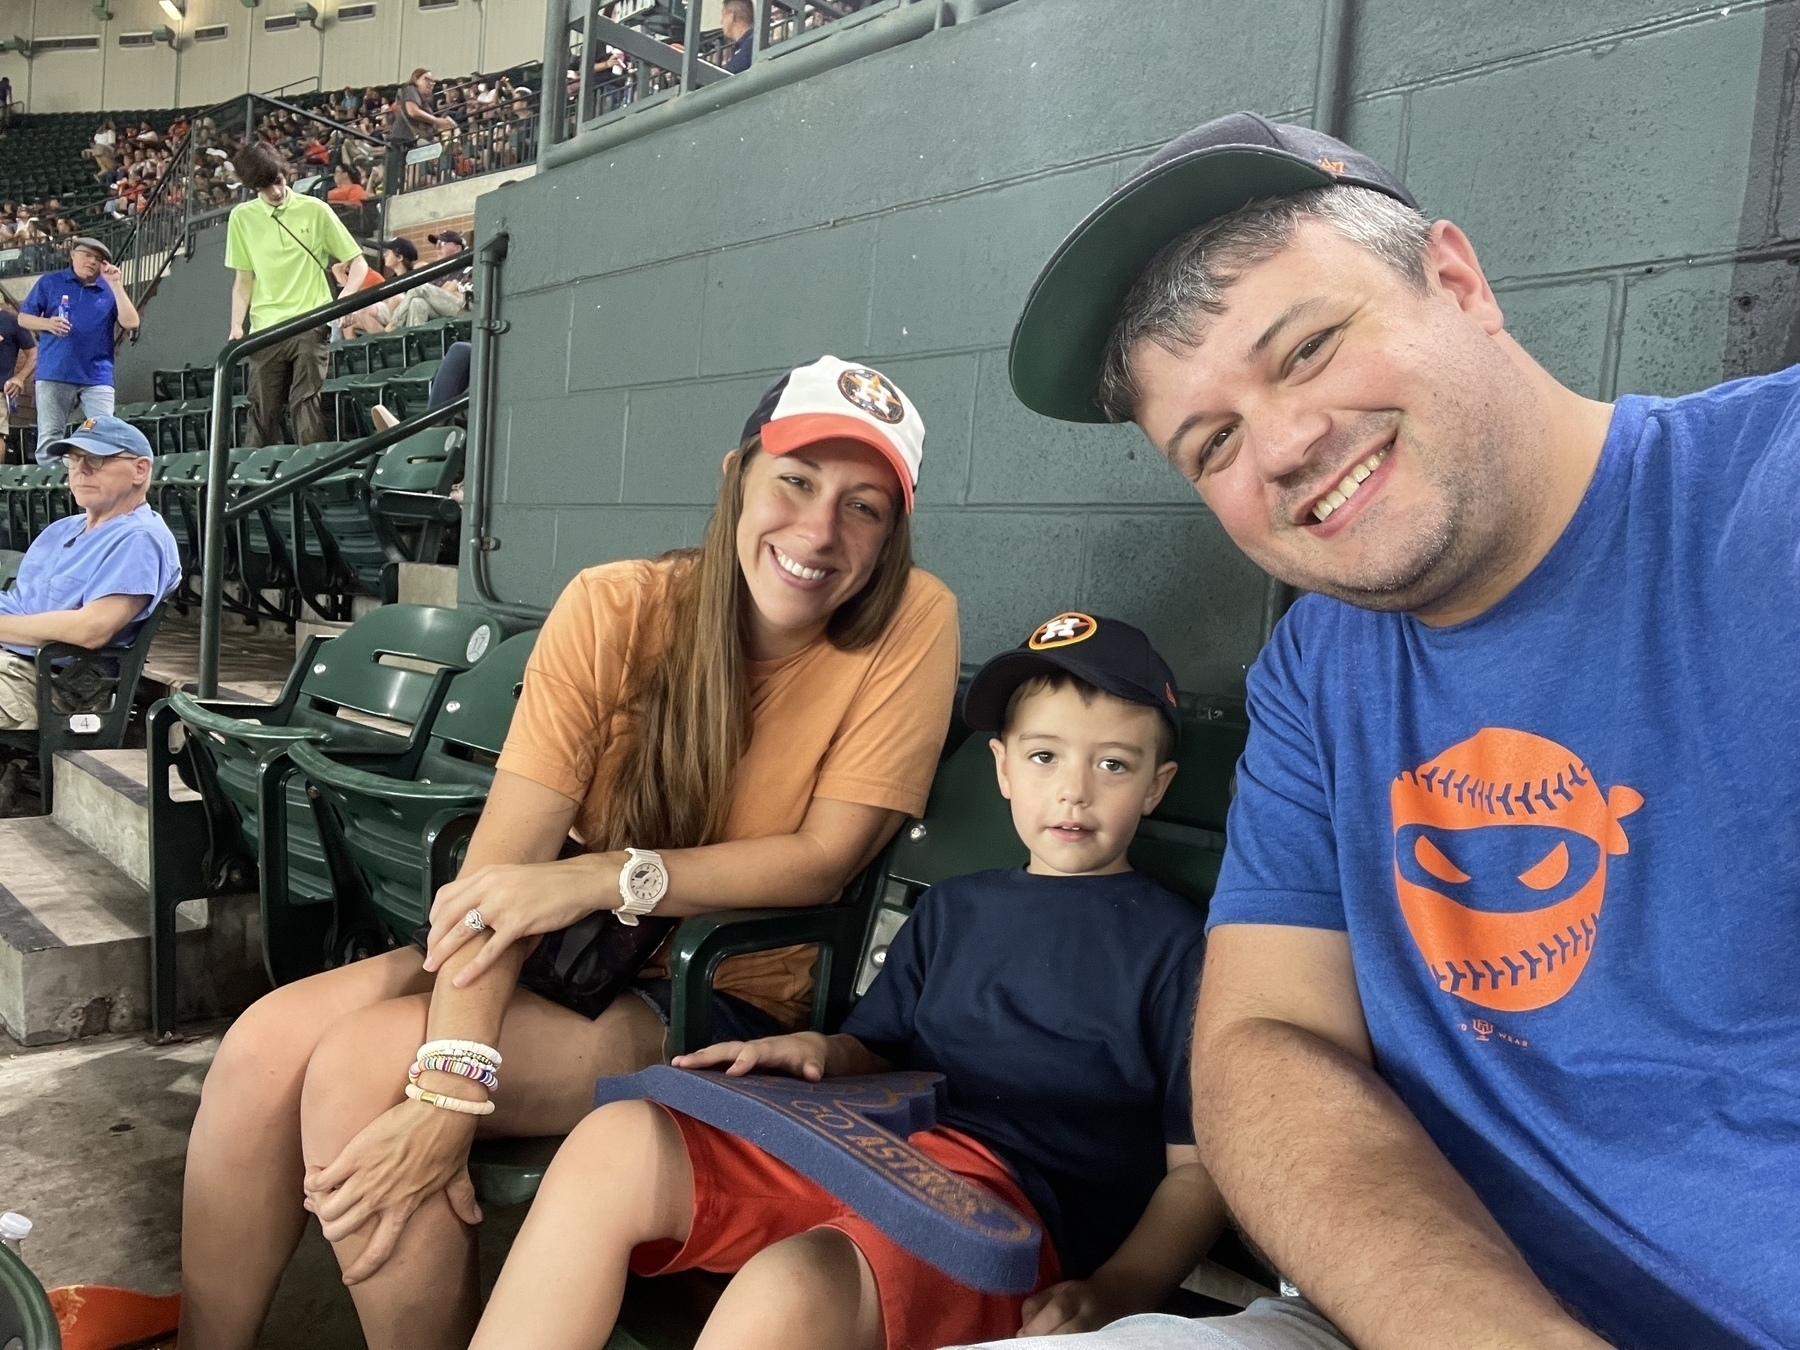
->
xmin=470 ymin=0 xmax=1788 ymax=695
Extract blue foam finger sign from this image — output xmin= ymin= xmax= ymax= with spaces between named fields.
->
xmin=593 ymin=1066 xmax=1042 ymax=1294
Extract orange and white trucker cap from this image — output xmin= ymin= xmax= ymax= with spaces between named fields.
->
xmin=740 ymin=355 xmax=925 ymax=511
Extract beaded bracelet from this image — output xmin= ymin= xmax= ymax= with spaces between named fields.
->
xmin=405 ymin=1082 xmax=495 ymax=1116
xmin=410 ymin=1056 xmax=500 ymax=1093
xmin=417 ymin=1038 xmax=503 ymax=1068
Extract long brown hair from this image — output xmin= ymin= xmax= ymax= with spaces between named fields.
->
xmin=596 ymin=438 xmax=915 ymax=852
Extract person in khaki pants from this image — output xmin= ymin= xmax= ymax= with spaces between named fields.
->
xmin=225 ymin=142 xmax=367 ymax=445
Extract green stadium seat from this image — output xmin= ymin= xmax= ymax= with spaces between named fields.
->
xmin=0 ymin=601 xmax=168 ymax=813
xmin=0 ymin=1241 xmax=56 ymax=1350
xmin=153 ymin=604 xmax=506 ymax=1013
xmin=384 ymin=360 xmax=442 ymax=422
xmin=286 ymin=629 xmax=538 ymax=947
xmin=153 ymin=368 xmax=182 ymax=401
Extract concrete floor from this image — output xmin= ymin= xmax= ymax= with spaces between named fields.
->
xmin=0 ymin=1023 xmax=533 ymax=1350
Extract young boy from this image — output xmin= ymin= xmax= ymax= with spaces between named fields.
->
xmin=471 ymin=613 xmax=1224 ymax=1350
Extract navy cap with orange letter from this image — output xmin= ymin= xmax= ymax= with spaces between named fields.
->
xmin=963 ymin=612 xmax=1181 ymax=745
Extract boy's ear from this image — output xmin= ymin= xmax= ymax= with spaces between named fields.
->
xmin=1141 ymin=759 xmax=1178 ymax=817
xmin=988 ymin=736 xmax=1013 ymax=801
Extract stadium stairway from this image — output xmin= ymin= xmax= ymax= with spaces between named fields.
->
xmin=0 ymin=747 xmax=265 ymax=1046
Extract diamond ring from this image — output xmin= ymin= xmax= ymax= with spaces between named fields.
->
xmin=462 ymin=909 xmax=486 ymax=933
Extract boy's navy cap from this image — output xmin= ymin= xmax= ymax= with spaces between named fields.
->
xmin=382 ymin=236 xmax=418 ymax=263
xmin=44 ymin=415 xmax=153 ymax=460
xmin=1009 ymin=111 xmax=1417 ymax=424
xmin=965 ymin=612 xmax=1181 ymax=744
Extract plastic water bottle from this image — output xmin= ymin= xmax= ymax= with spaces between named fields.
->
xmin=0 ymin=1211 xmax=31 ymax=1261
xmin=56 ymin=294 xmax=70 ymax=329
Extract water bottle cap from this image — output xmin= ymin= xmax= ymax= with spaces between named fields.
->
xmin=0 ymin=1212 xmax=31 ymax=1240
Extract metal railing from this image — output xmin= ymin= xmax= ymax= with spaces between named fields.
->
xmin=389 ymin=107 xmax=542 ymax=194
xmin=197 ymin=251 xmax=471 ymax=696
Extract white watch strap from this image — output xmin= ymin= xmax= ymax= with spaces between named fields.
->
xmin=616 ymin=847 xmax=667 ymax=927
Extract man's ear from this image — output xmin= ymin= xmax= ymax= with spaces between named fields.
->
xmin=1423 ymin=219 xmax=1504 ymax=336
xmin=989 ymin=736 xmax=1013 ymax=801
xmin=1142 ymin=759 xmax=1179 ymax=817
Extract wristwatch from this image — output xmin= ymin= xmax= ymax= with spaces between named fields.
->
xmin=616 ymin=848 xmax=669 ymax=927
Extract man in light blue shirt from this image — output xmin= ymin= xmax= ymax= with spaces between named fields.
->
xmin=0 ymin=415 xmax=179 ymax=731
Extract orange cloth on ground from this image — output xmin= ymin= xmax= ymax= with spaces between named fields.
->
xmin=632 ymin=1107 xmax=1060 ymax=1350
xmin=496 ymin=557 xmax=959 ymax=1026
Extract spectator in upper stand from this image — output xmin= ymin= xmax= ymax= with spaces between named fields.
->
xmin=0 ymin=75 xmax=12 ymax=122
xmin=302 ymin=135 xmax=331 ymax=168
xmin=0 ymin=294 xmax=36 ymax=452
xmin=339 ymin=85 xmax=360 ymax=116
xmin=327 ymin=165 xmax=368 ymax=206
xmin=387 ymin=69 xmax=457 ymax=197
xmin=722 ymin=0 xmax=755 ymax=73
xmin=225 ymin=141 xmax=367 ymax=447
xmin=0 ymin=417 xmax=179 ymax=749
xmin=19 ymin=238 xmax=139 ymax=466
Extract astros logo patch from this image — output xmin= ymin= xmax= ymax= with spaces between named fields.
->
xmin=837 ymin=367 xmax=905 ymax=424
xmin=1028 ymin=612 xmax=1097 ymax=650
xmin=1390 ymin=728 xmax=1642 ymax=1013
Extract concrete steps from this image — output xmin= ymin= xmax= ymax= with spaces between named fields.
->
xmin=0 ymin=748 xmax=266 ymax=1046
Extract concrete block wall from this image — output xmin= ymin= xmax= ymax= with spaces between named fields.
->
xmin=471 ymin=0 xmax=1792 ymax=696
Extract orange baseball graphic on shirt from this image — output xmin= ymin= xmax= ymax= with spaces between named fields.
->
xmin=1390 ymin=728 xmax=1642 ymax=1013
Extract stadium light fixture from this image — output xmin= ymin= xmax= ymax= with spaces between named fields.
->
xmin=6 ymin=36 xmax=31 ymax=58
xmin=153 ymin=24 xmax=181 ymax=48
xmin=294 ymin=2 xmax=324 ymax=30
xmin=91 ymin=3 xmax=115 ymax=20
xmin=159 ymin=0 xmax=186 ymax=20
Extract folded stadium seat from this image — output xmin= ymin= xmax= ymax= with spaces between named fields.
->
xmin=403 ymin=319 xmax=457 ymax=367
xmin=369 ymin=426 xmax=464 ymax=567
xmin=152 ymin=369 xmax=183 ymax=402
xmin=0 ymin=601 xmax=168 ymax=813
xmin=330 ymin=334 xmax=376 ymax=379
xmin=23 ymin=463 xmax=71 ymax=542
xmin=176 ymin=398 xmax=214 ymax=455
xmin=322 ymin=335 xmax=407 ymax=439
xmin=285 ymin=628 xmax=538 ymax=949
xmin=141 ymin=398 xmax=187 ymax=456
xmin=0 ymin=549 xmax=20 ymax=588
xmin=181 ymin=364 xmax=215 ymax=400
xmin=0 ymin=466 xmax=28 ymax=551
xmin=227 ymin=445 xmax=309 ymax=625
xmin=383 ymin=360 xmax=442 ymax=423
xmin=449 ymin=317 xmax=473 ymax=345
xmin=151 ymin=604 xmax=508 ymax=1013
xmin=0 ymin=1240 xmax=55 ymax=1350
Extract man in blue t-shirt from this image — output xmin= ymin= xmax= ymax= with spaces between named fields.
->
xmin=0 ymin=415 xmax=179 ymax=737
xmin=19 ymin=237 xmax=140 ymax=465
xmin=976 ymin=113 xmax=1800 ymax=1350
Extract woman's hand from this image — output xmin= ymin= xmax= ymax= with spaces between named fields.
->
xmin=425 ymin=851 xmax=619 ymax=984
xmin=302 ymin=1099 xmax=484 ymax=1284
xmin=1015 ymin=1273 xmax=1136 ymax=1337
xmin=673 ymin=1032 xmax=832 ymax=1081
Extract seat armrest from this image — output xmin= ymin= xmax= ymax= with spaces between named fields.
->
xmin=422 ymin=805 xmax=485 ymax=911
xmin=373 ymin=489 xmax=461 ymax=523
xmin=667 ymin=905 xmax=868 ymax=1057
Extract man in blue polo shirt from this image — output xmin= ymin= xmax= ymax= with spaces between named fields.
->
xmin=0 ymin=416 xmax=178 ymax=735
xmin=19 ymin=236 xmax=141 ymax=465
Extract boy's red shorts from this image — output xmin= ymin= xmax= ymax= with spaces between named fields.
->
xmin=630 ymin=1105 xmax=1062 ymax=1350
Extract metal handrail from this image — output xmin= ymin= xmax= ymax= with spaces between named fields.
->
xmin=198 ymin=251 xmax=470 ymax=696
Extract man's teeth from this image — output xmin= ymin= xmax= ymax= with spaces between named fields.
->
xmin=1311 ymin=447 xmax=1390 ymax=522
xmin=773 ymin=548 xmax=827 ymax=581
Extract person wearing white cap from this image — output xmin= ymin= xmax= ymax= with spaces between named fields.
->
xmin=178 ymin=356 xmax=960 ymax=1350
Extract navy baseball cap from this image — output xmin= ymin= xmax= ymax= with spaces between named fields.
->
xmin=1009 ymin=111 xmax=1418 ymax=424
xmin=965 ymin=612 xmax=1181 ymax=746
xmin=44 ymin=415 xmax=153 ymax=460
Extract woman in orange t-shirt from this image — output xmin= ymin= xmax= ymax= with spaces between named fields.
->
xmin=179 ymin=356 xmax=960 ymax=1350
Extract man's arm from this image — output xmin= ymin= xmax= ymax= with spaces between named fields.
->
xmin=7 ymin=331 xmax=35 ymax=396
xmin=1192 ymin=925 xmax=1606 ymax=1350
xmin=99 ymin=262 xmax=139 ymax=330
xmin=0 ymin=593 xmax=150 ymax=650
xmin=228 ymin=270 xmax=253 ymax=342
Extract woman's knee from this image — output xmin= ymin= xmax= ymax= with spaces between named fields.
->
xmin=298 ymin=994 xmax=430 ymax=1154
xmin=202 ymin=979 xmax=342 ymax=1117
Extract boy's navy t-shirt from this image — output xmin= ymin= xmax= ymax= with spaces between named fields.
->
xmin=1209 ymin=368 xmax=1800 ymax=1350
xmin=841 ymin=867 xmax=1206 ymax=1279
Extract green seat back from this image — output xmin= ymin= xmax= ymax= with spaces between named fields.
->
xmin=291 ymin=630 xmax=538 ymax=939
xmin=173 ymin=604 xmax=505 ymax=910
xmin=372 ymin=427 xmax=463 ymax=495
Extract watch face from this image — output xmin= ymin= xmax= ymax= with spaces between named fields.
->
xmin=626 ymin=859 xmax=666 ymax=904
